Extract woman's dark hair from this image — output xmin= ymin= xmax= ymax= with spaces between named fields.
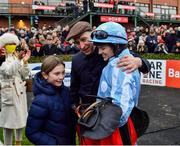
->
xmin=41 ymin=55 xmax=65 ymax=74
xmin=112 ymin=44 xmax=127 ymax=57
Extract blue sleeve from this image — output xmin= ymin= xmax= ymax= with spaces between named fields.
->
xmin=113 ymin=72 xmax=137 ymax=126
xmin=25 ymin=96 xmax=57 ymax=145
xmin=98 ymin=66 xmax=139 ymax=127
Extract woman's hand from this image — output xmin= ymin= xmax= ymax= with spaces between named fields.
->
xmin=22 ymin=49 xmax=31 ymax=64
xmin=15 ymin=49 xmax=31 ymax=64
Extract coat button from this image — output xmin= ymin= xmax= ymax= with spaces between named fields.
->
xmin=20 ymin=92 xmax=23 ymax=94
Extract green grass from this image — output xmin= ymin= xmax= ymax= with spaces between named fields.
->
xmin=0 ymin=128 xmax=32 ymax=145
xmin=0 ymin=128 xmax=79 ymax=145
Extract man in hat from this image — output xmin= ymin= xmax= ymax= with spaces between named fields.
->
xmin=66 ymin=21 xmax=150 ymax=107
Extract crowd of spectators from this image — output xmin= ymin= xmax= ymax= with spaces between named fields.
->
xmin=127 ymin=25 xmax=180 ymax=54
xmin=33 ymin=0 xmax=134 ymax=17
xmin=0 ymin=24 xmax=80 ymax=57
xmin=0 ymin=24 xmax=179 ymax=57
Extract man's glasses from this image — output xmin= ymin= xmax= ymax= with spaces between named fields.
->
xmin=91 ymin=30 xmax=127 ymax=41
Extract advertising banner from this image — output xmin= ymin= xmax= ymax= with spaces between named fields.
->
xmin=29 ymin=60 xmax=180 ymax=88
xmin=100 ymin=16 xmax=128 ymax=23
xmin=32 ymin=5 xmax=56 ymax=10
xmin=94 ymin=3 xmax=114 ymax=8
xmin=166 ymin=60 xmax=180 ymax=88
xmin=171 ymin=15 xmax=180 ymax=18
xmin=117 ymin=5 xmax=136 ymax=10
xmin=145 ymin=12 xmax=155 ymax=17
xmin=141 ymin=60 xmax=166 ymax=86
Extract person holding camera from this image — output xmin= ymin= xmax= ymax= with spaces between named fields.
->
xmin=0 ymin=33 xmax=31 ymax=145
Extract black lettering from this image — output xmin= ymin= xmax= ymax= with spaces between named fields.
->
xmin=156 ymin=71 xmax=161 ymax=79
xmin=149 ymin=70 xmax=155 ymax=78
xmin=156 ymin=62 xmax=162 ymax=70
xmin=150 ymin=61 xmax=155 ymax=69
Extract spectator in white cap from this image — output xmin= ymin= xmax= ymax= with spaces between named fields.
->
xmin=0 ymin=32 xmax=31 ymax=145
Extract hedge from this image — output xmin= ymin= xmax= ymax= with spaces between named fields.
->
xmin=141 ymin=53 xmax=180 ymax=60
xmin=28 ymin=53 xmax=180 ymax=63
xmin=28 ymin=55 xmax=73 ymax=63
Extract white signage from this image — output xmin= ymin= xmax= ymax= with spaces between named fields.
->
xmin=94 ymin=3 xmax=114 ymax=8
xmin=141 ymin=60 xmax=166 ymax=86
xmin=32 ymin=5 xmax=56 ymax=10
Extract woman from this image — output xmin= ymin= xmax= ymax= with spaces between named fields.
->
xmin=82 ymin=22 xmax=141 ymax=145
xmin=25 ymin=56 xmax=76 ymax=145
xmin=0 ymin=32 xmax=31 ymax=145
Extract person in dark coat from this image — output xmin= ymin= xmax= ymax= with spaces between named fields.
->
xmin=145 ymin=28 xmax=158 ymax=53
xmin=31 ymin=43 xmax=44 ymax=56
xmin=172 ymin=39 xmax=180 ymax=53
xmin=73 ymin=3 xmax=79 ymax=18
xmin=41 ymin=33 xmax=58 ymax=55
xmin=61 ymin=25 xmax=70 ymax=44
xmin=165 ymin=29 xmax=178 ymax=53
xmin=25 ymin=56 xmax=76 ymax=145
xmin=83 ymin=0 xmax=88 ymax=13
xmin=66 ymin=45 xmax=79 ymax=54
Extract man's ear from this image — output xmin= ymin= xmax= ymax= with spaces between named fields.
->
xmin=42 ymin=72 xmax=48 ymax=80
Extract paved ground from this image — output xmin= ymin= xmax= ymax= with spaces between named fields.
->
xmin=138 ymin=85 xmax=180 ymax=145
xmin=27 ymin=85 xmax=180 ymax=145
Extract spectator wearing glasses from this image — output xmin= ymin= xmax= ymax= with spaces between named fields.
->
xmin=66 ymin=21 xmax=150 ymax=144
xmin=41 ymin=33 xmax=58 ymax=55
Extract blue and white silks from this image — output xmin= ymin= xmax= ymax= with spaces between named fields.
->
xmin=97 ymin=49 xmax=141 ymax=127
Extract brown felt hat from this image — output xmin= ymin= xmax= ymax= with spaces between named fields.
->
xmin=66 ymin=21 xmax=92 ymax=41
